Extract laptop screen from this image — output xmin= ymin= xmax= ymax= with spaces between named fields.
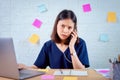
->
xmin=0 ymin=38 xmax=45 ymax=79
xmin=0 ymin=38 xmax=19 ymax=79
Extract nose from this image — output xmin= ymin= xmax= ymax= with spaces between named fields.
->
xmin=63 ymin=27 xmax=69 ymax=33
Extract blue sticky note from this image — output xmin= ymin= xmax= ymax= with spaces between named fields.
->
xmin=100 ymin=34 xmax=109 ymax=42
xmin=38 ymin=4 xmax=47 ymax=13
xmin=99 ymin=34 xmax=109 ymax=42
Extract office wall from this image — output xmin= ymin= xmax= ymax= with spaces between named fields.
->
xmin=0 ymin=0 xmax=120 ymax=69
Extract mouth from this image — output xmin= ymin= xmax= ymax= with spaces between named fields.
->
xmin=61 ymin=34 xmax=68 ymax=39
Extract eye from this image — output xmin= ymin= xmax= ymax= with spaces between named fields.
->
xmin=68 ymin=26 xmax=72 ymax=30
xmin=61 ymin=24 xmax=65 ymax=28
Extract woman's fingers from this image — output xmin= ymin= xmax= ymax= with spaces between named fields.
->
xmin=71 ymin=31 xmax=78 ymax=38
xmin=18 ymin=63 xmax=26 ymax=69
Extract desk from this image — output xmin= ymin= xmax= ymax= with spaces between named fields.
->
xmin=0 ymin=69 xmax=111 ymax=80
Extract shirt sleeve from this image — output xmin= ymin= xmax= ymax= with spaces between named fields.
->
xmin=77 ymin=38 xmax=90 ymax=68
xmin=34 ymin=43 xmax=49 ymax=68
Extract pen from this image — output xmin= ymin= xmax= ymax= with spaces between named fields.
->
xmin=69 ymin=70 xmax=71 ymax=75
xmin=118 ymin=54 xmax=120 ymax=62
xmin=109 ymin=59 xmax=112 ymax=63
xmin=109 ymin=58 xmax=117 ymax=64
xmin=113 ymin=58 xmax=117 ymax=63
xmin=59 ymin=69 xmax=63 ymax=74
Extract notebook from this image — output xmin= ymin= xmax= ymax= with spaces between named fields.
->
xmin=54 ymin=69 xmax=88 ymax=76
xmin=0 ymin=38 xmax=45 ymax=80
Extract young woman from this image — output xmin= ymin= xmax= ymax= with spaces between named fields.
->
xmin=19 ymin=9 xmax=90 ymax=69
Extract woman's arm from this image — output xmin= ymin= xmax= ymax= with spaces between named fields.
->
xmin=69 ymin=47 xmax=85 ymax=69
xmin=69 ymin=31 xmax=86 ymax=69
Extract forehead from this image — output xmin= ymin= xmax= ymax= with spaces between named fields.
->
xmin=58 ymin=19 xmax=74 ymax=27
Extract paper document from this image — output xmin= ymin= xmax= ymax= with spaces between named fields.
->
xmin=53 ymin=70 xmax=88 ymax=76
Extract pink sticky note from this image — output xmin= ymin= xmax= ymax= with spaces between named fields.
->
xmin=82 ymin=3 xmax=91 ymax=12
xmin=32 ymin=19 xmax=42 ymax=28
xmin=98 ymin=70 xmax=109 ymax=73
xmin=41 ymin=75 xmax=54 ymax=80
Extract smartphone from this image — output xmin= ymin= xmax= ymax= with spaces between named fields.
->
xmin=65 ymin=33 xmax=73 ymax=45
xmin=65 ymin=30 xmax=78 ymax=45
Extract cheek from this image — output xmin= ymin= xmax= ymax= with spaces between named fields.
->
xmin=57 ymin=27 xmax=61 ymax=35
xmin=57 ymin=26 xmax=63 ymax=33
xmin=70 ymin=29 xmax=74 ymax=33
xmin=68 ymin=31 xmax=72 ymax=36
xmin=68 ymin=29 xmax=74 ymax=35
xmin=57 ymin=27 xmax=61 ymax=31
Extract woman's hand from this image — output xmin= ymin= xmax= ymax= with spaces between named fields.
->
xmin=18 ymin=63 xmax=27 ymax=70
xmin=69 ymin=31 xmax=78 ymax=48
xmin=18 ymin=63 xmax=38 ymax=70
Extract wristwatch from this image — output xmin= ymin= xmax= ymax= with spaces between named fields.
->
xmin=70 ymin=52 xmax=77 ymax=56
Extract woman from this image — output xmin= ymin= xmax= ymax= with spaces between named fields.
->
xmin=19 ymin=9 xmax=89 ymax=69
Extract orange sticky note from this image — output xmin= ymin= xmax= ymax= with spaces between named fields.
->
xmin=107 ymin=12 xmax=116 ymax=22
xmin=29 ymin=34 xmax=39 ymax=44
xmin=63 ymin=77 xmax=77 ymax=80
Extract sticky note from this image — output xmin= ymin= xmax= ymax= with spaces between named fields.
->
xmin=63 ymin=77 xmax=77 ymax=80
xmin=41 ymin=75 xmax=54 ymax=80
xmin=107 ymin=12 xmax=116 ymax=22
xmin=29 ymin=34 xmax=39 ymax=44
xmin=38 ymin=4 xmax=47 ymax=13
xmin=98 ymin=70 xmax=109 ymax=73
xmin=99 ymin=34 xmax=109 ymax=42
xmin=37 ymin=69 xmax=49 ymax=72
xmin=82 ymin=3 xmax=91 ymax=12
xmin=95 ymin=69 xmax=110 ymax=78
xmin=32 ymin=19 xmax=42 ymax=28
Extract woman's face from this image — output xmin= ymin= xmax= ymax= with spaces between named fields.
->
xmin=57 ymin=18 xmax=75 ymax=41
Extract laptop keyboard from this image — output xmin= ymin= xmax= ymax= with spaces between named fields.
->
xmin=18 ymin=69 xmax=45 ymax=79
xmin=19 ymin=69 xmax=33 ymax=77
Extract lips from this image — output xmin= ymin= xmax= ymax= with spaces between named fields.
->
xmin=61 ymin=34 xmax=68 ymax=38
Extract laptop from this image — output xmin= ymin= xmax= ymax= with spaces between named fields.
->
xmin=0 ymin=38 xmax=45 ymax=80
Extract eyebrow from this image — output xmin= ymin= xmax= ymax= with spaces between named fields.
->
xmin=62 ymin=24 xmax=73 ymax=28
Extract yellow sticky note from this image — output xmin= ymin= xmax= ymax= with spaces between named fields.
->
xmin=63 ymin=77 xmax=77 ymax=80
xmin=107 ymin=12 xmax=116 ymax=22
xmin=37 ymin=69 xmax=49 ymax=72
xmin=29 ymin=34 xmax=39 ymax=44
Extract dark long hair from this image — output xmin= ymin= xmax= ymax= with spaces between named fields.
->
xmin=51 ymin=9 xmax=79 ymax=45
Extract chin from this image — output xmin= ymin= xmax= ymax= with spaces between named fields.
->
xmin=59 ymin=37 xmax=65 ymax=40
xmin=60 ymin=36 xmax=68 ymax=40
